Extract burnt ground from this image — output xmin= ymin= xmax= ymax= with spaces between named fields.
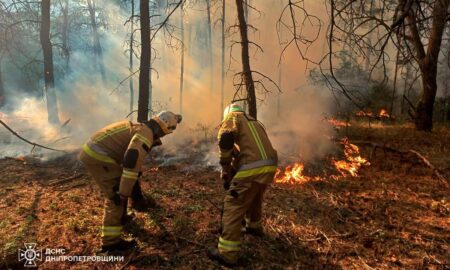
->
xmin=0 ymin=123 xmax=449 ymax=269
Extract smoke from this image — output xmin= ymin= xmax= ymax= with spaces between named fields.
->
xmin=0 ymin=0 xmax=334 ymax=165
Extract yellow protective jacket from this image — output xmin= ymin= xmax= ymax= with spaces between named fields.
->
xmin=218 ymin=112 xmax=278 ymax=184
xmin=81 ymin=120 xmax=154 ymax=197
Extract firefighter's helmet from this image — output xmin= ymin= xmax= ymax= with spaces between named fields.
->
xmin=152 ymin=111 xmax=182 ymax=134
xmin=223 ymin=103 xmax=243 ymax=120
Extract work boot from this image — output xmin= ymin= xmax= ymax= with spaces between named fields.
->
xmin=207 ymin=248 xmax=237 ymax=268
xmin=241 ymin=227 xmax=265 ymax=237
xmin=100 ymin=239 xmax=137 ymax=253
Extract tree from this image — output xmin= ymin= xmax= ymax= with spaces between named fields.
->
xmin=60 ymin=0 xmax=70 ymax=71
xmin=326 ymin=0 xmax=450 ymax=131
xmin=129 ymin=0 xmax=135 ymax=118
xmin=0 ymin=59 xmax=5 ymax=107
xmin=87 ymin=0 xmax=106 ymax=81
xmin=235 ymin=0 xmax=257 ymax=119
xmin=179 ymin=1 xmax=185 ymax=114
xmin=220 ymin=0 xmax=225 ymax=117
xmin=40 ymin=0 xmax=60 ymax=124
xmin=138 ymin=0 xmax=151 ymax=122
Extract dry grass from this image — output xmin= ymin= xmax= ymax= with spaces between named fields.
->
xmin=0 ymin=122 xmax=449 ymax=269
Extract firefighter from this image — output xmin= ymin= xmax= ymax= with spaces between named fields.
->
xmin=78 ymin=111 xmax=182 ymax=252
xmin=207 ymin=103 xmax=278 ymax=267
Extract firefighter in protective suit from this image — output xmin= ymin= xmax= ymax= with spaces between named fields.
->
xmin=79 ymin=111 xmax=182 ymax=252
xmin=207 ymin=103 xmax=278 ymax=267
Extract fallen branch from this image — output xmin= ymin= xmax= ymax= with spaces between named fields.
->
xmin=48 ymin=173 xmax=84 ymax=186
xmin=176 ymin=236 xmax=208 ymax=249
xmin=354 ymin=141 xmax=449 ymax=187
xmin=409 ymin=150 xmax=448 ymax=187
xmin=54 ymin=181 xmax=88 ymax=191
xmin=117 ymin=247 xmax=139 ymax=270
xmin=0 ymin=120 xmax=66 ymax=153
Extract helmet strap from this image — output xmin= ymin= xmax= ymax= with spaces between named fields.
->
xmin=151 ymin=117 xmax=170 ymax=134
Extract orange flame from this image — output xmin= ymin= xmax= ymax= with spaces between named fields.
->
xmin=275 ymin=163 xmax=309 ymax=184
xmin=379 ymin=109 xmax=390 ymax=118
xmin=332 ymin=138 xmax=369 ymax=176
xmin=355 ymin=111 xmax=373 ymax=117
xmin=328 ymin=118 xmax=351 ymax=127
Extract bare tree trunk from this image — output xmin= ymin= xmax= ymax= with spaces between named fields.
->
xmin=409 ymin=0 xmax=450 ymax=131
xmin=61 ymin=0 xmax=70 ymax=71
xmin=179 ymin=2 xmax=184 ymax=115
xmin=129 ymin=0 xmax=135 ymax=119
xmin=138 ymin=0 xmax=150 ymax=122
xmin=0 ymin=60 xmax=5 ymax=107
xmin=40 ymin=0 xmax=60 ymax=124
xmin=206 ymin=0 xmax=213 ymax=94
xmin=220 ymin=0 xmax=225 ymax=119
xmin=401 ymin=63 xmax=410 ymax=115
xmin=390 ymin=50 xmax=399 ymax=115
xmin=277 ymin=60 xmax=282 ymax=117
xmin=235 ymin=0 xmax=256 ymax=119
xmin=365 ymin=0 xmax=374 ymax=72
xmin=87 ymin=0 xmax=106 ymax=81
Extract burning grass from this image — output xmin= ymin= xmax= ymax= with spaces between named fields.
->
xmin=0 ymin=122 xmax=449 ymax=269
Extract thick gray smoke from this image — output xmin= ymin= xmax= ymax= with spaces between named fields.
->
xmin=0 ymin=0 xmax=334 ymax=165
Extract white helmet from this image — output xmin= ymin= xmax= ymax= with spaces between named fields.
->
xmin=223 ymin=103 xmax=243 ymax=120
xmin=152 ymin=111 xmax=182 ymax=134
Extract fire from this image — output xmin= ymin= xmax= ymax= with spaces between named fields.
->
xmin=378 ymin=109 xmax=390 ymax=118
xmin=332 ymin=138 xmax=370 ymax=176
xmin=327 ymin=118 xmax=350 ymax=127
xmin=275 ymin=163 xmax=309 ymax=184
xmin=355 ymin=111 xmax=373 ymax=117
xmin=275 ymin=138 xmax=370 ymax=185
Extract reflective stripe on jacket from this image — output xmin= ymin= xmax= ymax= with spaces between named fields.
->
xmin=81 ymin=120 xmax=154 ymax=196
xmin=218 ymin=112 xmax=278 ymax=182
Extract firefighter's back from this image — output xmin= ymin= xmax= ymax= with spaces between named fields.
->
xmin=232 ymin=112 xmax=278 ymax=168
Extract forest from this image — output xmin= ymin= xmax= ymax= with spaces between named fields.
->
xmin=0 ymin=0 xmax=449 ymax=269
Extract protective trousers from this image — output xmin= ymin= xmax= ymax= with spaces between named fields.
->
xmin=83 ymin=161 xmax=126 ymax=246
xmin=219 ymin=179 xmax=268 ymax=263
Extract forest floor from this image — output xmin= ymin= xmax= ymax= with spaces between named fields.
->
xmin=0 ymin=121 xmax=449 ymax=269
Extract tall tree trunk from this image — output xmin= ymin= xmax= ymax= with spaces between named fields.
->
xmin=409 ymin=0 xmax=450 ymax=131
xmin=179 ymin=3 xmax=184 ymax=115
xmin=401 ymin=63 xmax=410 ymax=115
xmin=206 ymin=0 xmax=213 ymax=94
xmin=87 ymin=0 xmax=106 ymax=81
xmin=235 ymin=0 xmax=256 ymax=119
xmin=390 ymin=50 xmax=399 ymax=115
xmin=61 ymin=0 xmax=70 ymax=71
xmin=0 ymin=60 xmax=5 ymax=107
xmin=277 ymin=60 xmax=282 ymax=117
xmin=40 ymin=0 xmax=60 ymax=124
xmin=365 ymin=0 xmax=374 ymax=72
xmin=129 ymin=0 xmax=135 ymax=119
xmin=138 ymin=0 xmax=150 ymax=122
xmin=220 ymin=0 xmax=225 ymax=119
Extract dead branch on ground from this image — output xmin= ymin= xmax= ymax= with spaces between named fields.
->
xmin=0 ymin=120 xmax=66 ymax=153
xmin=354 ymin=140 xmax=449 ymax=187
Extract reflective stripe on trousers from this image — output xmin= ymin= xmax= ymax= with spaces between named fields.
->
xmin=101 ymin=225 xmax=123 ymax=237
xmin=218 ymin=237 xmax=241 ymax=252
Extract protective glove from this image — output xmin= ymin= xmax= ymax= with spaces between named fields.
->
xmin=111 ymin=191 xmax=128 ymax=206
xmin=152 ymin=138 xmax=162 ymax=148
xmin=221 ymin=164 xmax=232 ymax=190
